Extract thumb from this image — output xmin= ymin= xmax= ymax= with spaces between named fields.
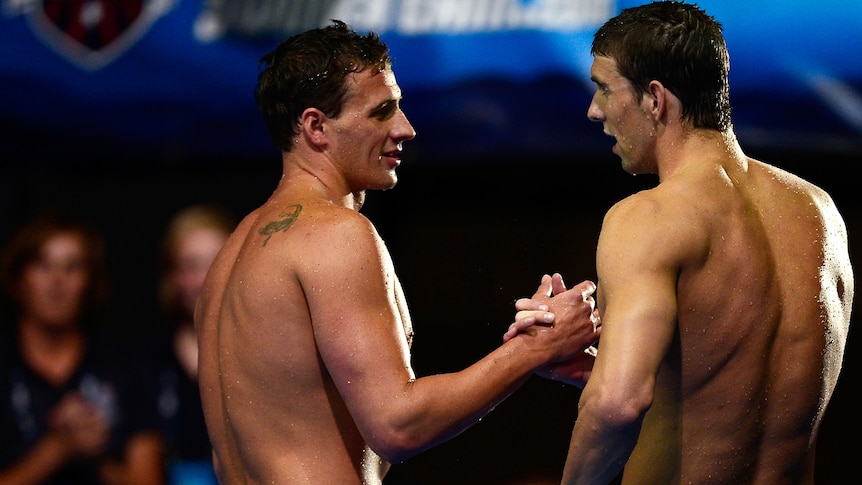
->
xmin=551 ymin=273 xmax=568 ymax=295
xmin=532 ymin=274 xmax=553 ymax=298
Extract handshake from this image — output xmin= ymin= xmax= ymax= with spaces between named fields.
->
xmin=504 ymin=273 xmax=601 ymax=388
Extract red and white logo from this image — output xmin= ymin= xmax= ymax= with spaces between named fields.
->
xmin=21 ymin=0 xmax=175 ymax=70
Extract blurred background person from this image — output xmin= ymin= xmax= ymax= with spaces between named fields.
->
xmin=0 ymin=209 xmax=165 ymax=485
xmin=144 ymin=204 xmax=236 ymax=485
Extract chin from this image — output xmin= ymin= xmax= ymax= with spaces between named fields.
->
xmin=620 ymin=158 xmax=638 ymax=175
xmin=372 ymin=177 xmax=398 ymax=192
xmin=384 ymin=171 xmax=399 ymax=188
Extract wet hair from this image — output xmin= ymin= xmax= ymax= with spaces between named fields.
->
xmin=0 ymin=210 xmax=109 ymax=327
xmin=592 ymin=1 xmax=732 ymax=131
xmin=254 ymin=19 xmax=392 ymax=152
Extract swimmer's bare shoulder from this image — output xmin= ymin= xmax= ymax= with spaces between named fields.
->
xmin=198 ymin=200 xmax=394 ymax=484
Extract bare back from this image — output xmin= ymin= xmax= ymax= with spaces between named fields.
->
xmin=196 ymin=189 xmax=411 ymax=484
xmin=616 ymin=159 xmax=853 ymax=484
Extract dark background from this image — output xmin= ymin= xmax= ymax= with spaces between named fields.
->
xmin=1 ymin=2 xmax=859 ymax=482
xmin=1 ymin=143 xmax=858 ymax=484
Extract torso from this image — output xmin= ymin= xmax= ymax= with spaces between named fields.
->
xmin=621 ymin=159 xmax=852 ymax=484
xmin=196 ymin=187 xmax=410 ymax=484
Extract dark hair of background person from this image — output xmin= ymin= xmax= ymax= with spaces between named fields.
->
xmin=0 ymin=209 xmax=110 ymax=334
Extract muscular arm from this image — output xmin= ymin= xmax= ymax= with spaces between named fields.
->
xmin=306 ymin=212 xmax=598 ymax=463
xmin=562 ymin=195 xmax=682 ymax=484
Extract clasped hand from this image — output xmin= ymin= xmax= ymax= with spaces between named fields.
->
xmin=504 ymin=273 xmax=601 ymax=388
xmin=49 ymin=392 xmax=110 ymax=460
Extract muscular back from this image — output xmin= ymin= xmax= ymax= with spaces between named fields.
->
xmin=196 ymin=192 xmax=409 ymax=484
xmin=613 ymin=159 xmax=853 ymax=484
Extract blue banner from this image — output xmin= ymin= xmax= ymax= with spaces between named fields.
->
xmin=1 ymin=0 xmax=860 ymax=162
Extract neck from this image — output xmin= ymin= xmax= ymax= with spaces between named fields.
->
xmin=657 ymin=128 xmax=743 ymax=181
xmin=279 ymin=159 xmax=366 ymax=210
xmin=19 ymin=315 xmax=84 ymax=345
xmin=18 ymin=318 xmax=86 ymax=385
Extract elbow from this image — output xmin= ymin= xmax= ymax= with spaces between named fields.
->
xmin=364 ymin=409 xmax=453 ymax=464
xmin=583 ymin=384 xmax=653 ymax=431
xmin=359 ymin=389 xmax=467 ymax=464
xmin=366 ymin=429 xmax=429 ymax=464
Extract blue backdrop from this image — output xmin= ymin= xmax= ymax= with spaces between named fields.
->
xmin=1 ymin=0 xmax=860 ymax=162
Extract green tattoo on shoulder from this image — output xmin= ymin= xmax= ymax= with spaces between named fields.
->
xmin=258 ymin=204 xmax=303 ymax=246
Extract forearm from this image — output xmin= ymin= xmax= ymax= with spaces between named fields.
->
xmin=561 ymin=394 xmax=642 ymax=485
xmin=371 ymin=335 xmax=546 ymax=462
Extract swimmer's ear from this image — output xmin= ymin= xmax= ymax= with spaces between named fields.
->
xmin=300 ymin=107 xmax=328 ymax=148
xmin=645 ymin=80 xmax=663 ymax=116
xmin=646 ymin=79 xmax=679 ymax=125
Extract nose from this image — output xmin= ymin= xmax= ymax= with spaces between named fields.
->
xmin=394 ymin=110 xmax=416 ymax=142
xmin=587 ymin=96 xmax=603 ymax=122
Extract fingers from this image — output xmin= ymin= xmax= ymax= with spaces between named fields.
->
xmin=503 ymin=311 xmax=554 ymax=342
xmin=514 ymin=273 xmax=552 ymax=312
xmin=515 ymin=297 xmax=549 ymax=312
xmin=568 ymin=279 xmax=598 ymax=312
xmin=509 ymin=276 xmax=599 ymax=345
xmin=570 ymin=279 xmax=597 ymax=298
xmin=544 ymin=280 xmax=597 ymax=313
xmin=514 ymin=309 xmax=554 ymax=322
xmin=522 ymin=276 xmax=596 ymax=307
xmin=549 ymin=275 xmax=597 ymax=309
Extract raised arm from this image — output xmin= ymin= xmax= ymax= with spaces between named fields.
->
xmin=306 ymin=214 xmax=600 ymax=463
